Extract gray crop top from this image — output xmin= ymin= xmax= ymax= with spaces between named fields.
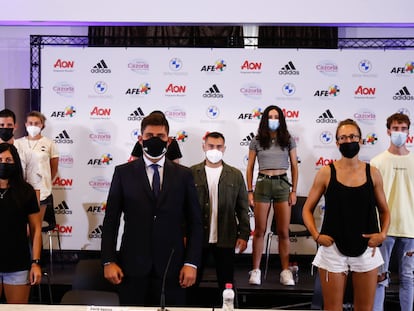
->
xmin=249 ymin=136 xmax=296 ymax=170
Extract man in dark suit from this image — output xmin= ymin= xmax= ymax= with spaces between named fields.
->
xmin=101 ymin=113 xmax=203 ymax=306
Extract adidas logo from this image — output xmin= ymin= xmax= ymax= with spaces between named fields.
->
xmin=316 ymin=109 xmax=337 ymax=123
xmin=54 ymin=130 xmax=73 ymax=144
xmin=396 ymin=86 xmax=410 ymax=96
xmin=203 ymin=84 xmax=223 ymax=98
xmin=55 ymin=130 xmax=70 ymax=139
xmin=279 ymin=61 xmax=299 ymax=75
xmin=91 ymin=225 xmax=103 ymax=235
xmin=91 ymin=59 xmax=111 ymax=73
xmin=55 ymin=201 xmax=72 ymax=214
xmin=89 ymin=225 xmax=104 ymax=238
xmin=393 ymin=86 xmax=414 ymax=100
xmin=240 ymin=132 xmax=255 ymax=146
xmin=128 ymin=107 xmax=145 ymax=121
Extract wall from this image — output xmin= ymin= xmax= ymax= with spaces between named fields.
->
xmin=339 ymin=27 xmax=414 ymax=38
xmin=0 ymin=26 xmax=87 ymax=108
xmin=1 ymin=26 xmax=414 ymax=110
xmin=40 ymin=46 xmax=414 ymax=251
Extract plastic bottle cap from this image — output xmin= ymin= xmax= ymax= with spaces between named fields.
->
xmin=225 ymin=283 xmax=233 ymax=289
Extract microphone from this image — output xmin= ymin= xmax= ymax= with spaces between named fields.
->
xmin=158 ymin=248 xmax=175 ymax=311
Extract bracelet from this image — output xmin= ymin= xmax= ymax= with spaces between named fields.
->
xmin=31 ymin=259 xmax=41 ymax=265
xmin=247 ymin=190 xmax=254 ymax=193
xmin=103 ymin=262 xmax=113 ymax=266
xmin=315 ymin=233 xmax=320 ymax=242
xmin=291 ymin=190 xmax=296 ymax=193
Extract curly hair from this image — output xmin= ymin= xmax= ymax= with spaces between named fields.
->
xmin=386 ymin=113 xmax=410 ymax=129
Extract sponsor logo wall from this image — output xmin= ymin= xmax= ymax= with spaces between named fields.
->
xmin=41 ymin=47 xmax=414 ymax=253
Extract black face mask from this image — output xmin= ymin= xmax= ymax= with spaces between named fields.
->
xmin=339 ymin=141 xmax=360 ymax=159
xmin=0 ymin=163 xmax=16 ymax=179
xmin=142 ymin=137 xmax=167 ymax=159
xmin=0 ymin=128 xmax=14 ymax=142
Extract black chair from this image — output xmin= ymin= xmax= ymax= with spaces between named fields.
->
xmin=60 ymin=259 xmax=119 ymax=306
xmin=28 ymin=237 xmax=53 ymax=304
xmin=264 ymin=196 xmax=312 ymax=279
xmin=41 ymin=198 xmax=62 ymax=277
xmin=34 ymin=270 xmax=53 ymax=304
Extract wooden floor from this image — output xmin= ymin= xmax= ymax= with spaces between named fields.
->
xmin=32 ymin=251 xmax=401 ymax=310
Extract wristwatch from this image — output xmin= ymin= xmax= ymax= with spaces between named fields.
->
xmin=31 ymin=259 xmax=41 ymax=265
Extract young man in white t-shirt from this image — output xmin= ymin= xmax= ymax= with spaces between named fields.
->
xmin=371 ymin=112 xmax=414 ymax=311
xmin=190 ymin=131 xmax=250 ymax=298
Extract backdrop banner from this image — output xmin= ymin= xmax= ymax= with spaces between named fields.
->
xmin=40 ymin=46 xmax=414 ymax=253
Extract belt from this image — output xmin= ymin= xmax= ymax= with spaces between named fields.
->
xmin=258 ymin=173 xmax=287 ymax=180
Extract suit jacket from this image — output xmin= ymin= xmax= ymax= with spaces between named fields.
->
xmin=190 ymin=161 xmax=250 ymax=248
xmin=101 ymin=157 xmax=203 ymax=279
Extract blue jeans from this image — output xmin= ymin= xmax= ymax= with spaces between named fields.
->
xmin=373 ymin=236 xmax=414 ymax=311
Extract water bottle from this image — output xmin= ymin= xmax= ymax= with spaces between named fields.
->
xmin=222 ymin=283 xmax=235 ymax=311
xmin=291 ymin=262 xmax=299 ymax=283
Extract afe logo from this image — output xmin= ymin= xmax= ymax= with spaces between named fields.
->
xmin=87 ymin=205 xmax=106 ymax=213
xmin=50 ymin=111 xmax=66 ymax=118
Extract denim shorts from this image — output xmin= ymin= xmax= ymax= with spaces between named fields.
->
xmin=0 ymin=270 xmax=29 ymax=285
xmin=253 ymin=173 xmax=290 ymax=203
xmin=40 ymin=194 xmax=53 ymax=207
xmin=312 ymin=242 xmax=384 ymax=273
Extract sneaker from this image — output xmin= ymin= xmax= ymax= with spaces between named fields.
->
xmin=280 ymin=269 xmax=295 ymax=286
xmin=248 ymin=269 xmax=261 ymax=285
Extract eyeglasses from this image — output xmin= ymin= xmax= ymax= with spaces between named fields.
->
xmin=337 ymin=134 xmax=360 ymax=143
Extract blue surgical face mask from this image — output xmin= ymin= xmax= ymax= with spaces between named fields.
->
xmin=268 ymin=119 xmax=280 ymax=131
xmin=390 ymin=131 xmax=408 ymax=147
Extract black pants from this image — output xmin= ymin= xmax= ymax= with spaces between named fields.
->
xmin=117 ymin=274 xmax=186 ymax=306
xmin=196 ymin=244 xmax=235 ymax=291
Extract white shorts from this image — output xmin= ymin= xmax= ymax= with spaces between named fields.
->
xmin=0 ymin=270 xmax=29 ymax=285
xmin=312 ymin=242 xmax=384 ymax=273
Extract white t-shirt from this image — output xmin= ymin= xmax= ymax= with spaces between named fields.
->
xmin=371 ymin=150 xmax=414 ymax=238
xmin=205 ymin=165 xmax=223 ymax=243
xmin=13 ymin=141 xmax=41 ymax=192
xmin=14 ymin=136 xmax=59 ymax=201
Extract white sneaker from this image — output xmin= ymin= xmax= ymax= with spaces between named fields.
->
xmin=280 ymin=269 xmax=295 ymax=286
xmin=248 ymin=269 xmax=261 ymax=285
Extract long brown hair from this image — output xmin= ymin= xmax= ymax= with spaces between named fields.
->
xmin=257 ymin=105 xmax=291 ymax=150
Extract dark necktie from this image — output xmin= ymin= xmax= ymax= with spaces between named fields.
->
xmin=151 ymin=164 xmax=160 ymax=197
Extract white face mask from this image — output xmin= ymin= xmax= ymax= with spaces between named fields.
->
xmin=390 ymin=131 xmax=408 ymax=147
xmin=26 ymin=125 xmax=42 ymax=138
xmin=205 ymin=149 xmax=223 ymax=164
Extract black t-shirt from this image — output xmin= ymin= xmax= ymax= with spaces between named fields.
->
xmin=131 ymin=138 xmax=182 ymax=161
xmin=0 ymin=184 xmax=39 ymax=272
